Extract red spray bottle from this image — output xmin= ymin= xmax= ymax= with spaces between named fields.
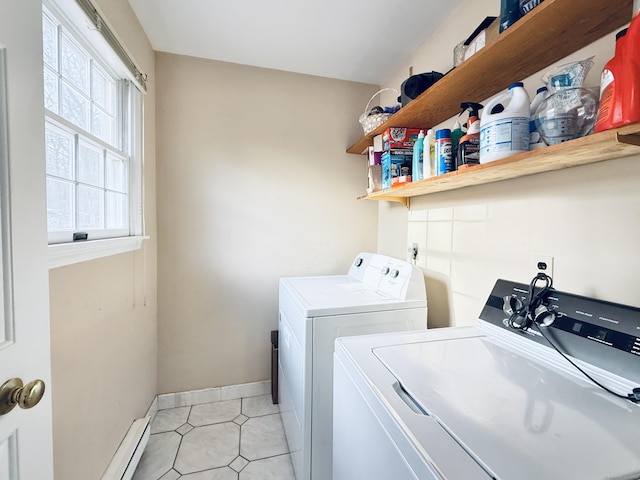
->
xmin=594 ymin=15 xmax=640 ymax=132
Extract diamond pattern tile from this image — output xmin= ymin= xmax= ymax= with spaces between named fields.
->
xmin=189 ymin=399 xmax=241 ymax=426
xmin=134 ymin=391 xmax=293 ymax=480
xmin=151 ymin=407 xmax=191 ymax=434
xmin=240 ymin=414 xmax=288 ymax=461
xmin=174 ymin=423 xmax=240 ymax=474
xmin=229 ymin=456 xmax=249 ymax=472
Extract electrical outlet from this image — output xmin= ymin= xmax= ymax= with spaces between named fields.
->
xmin=409 ymin=243 xmax=418 ymax=261
xmin=532 ymin=255 xmax=554 ymax=279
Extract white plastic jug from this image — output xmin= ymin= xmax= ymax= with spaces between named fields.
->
xmin=480 ymin=82 xmax=531 ymax=163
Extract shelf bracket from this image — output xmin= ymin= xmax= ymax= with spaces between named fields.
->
xmin=388 ymin=197 xmax=409 ymax=208
xmin=375 ymin=196 xmax=410 ymax=208
xmin=616 ymin=131 xmax=640 ymax=147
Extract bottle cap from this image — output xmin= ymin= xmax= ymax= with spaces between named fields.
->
xmin=508 ymin=82 xmax=524 ymax=89
xmin=536 ymin=86 xmax=548 ymax=94
xmin=436 ymin=128 xmax=451 ymax=139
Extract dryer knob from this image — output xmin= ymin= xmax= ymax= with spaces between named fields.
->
xmin=502 ymin=295 xmax=523 ymax=316
xmin=355 ymin=257 xmax=364 ymax=267
xmin=382 ymin=267 xmax=390 ymax=275
xmin=390 ymin=269 xmax=399 ymax=278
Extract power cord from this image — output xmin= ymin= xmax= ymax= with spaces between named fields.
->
xmin=532 ymin=321 xmax=640 ymax=404
xmin=506 ymin=272 xmax=553 ymax=330
xmin=504 ymin=273 xmax=640 ymax=404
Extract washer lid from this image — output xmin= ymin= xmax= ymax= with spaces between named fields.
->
xmin=374 ymin=336 xmax=640 ymax=480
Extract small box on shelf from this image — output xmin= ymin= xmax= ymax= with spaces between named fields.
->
xmin=368 ymin=146 xmax=382 ymax=166
xmin=367 ymin=165 xmax=382 ymax=194
xmin=382 ymin=128 xmax=422 ymax=150
xmin=382 ymin=149 xmax=412 ymax=189
xmin=463 ymin=16 xmax=499 ymax=61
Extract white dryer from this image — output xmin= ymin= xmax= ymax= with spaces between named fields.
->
xmin=278 ymin=252 xmax=427 ymax=480
xmin=333 ymin=278 xmax=640 ymax=480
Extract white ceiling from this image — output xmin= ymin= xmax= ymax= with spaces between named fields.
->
xmin=127 ymin=0 xmax=463 ymax=85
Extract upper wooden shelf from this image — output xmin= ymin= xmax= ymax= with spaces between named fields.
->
xmin=347 ymin=0 xmax=633 ymax=155
xmin=360 ymin=124 xmax=640 ymax=207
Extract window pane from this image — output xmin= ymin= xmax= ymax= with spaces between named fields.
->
xmin=91 ymin=107 xmax=115 ymax=146
xmin=43 ymin=67 xmax=59 ymax=113
xmin=105 ymin=153 xmax=128 ymax=193
xmin=106 ymin=192 xmax=127 ymax=229
xmin=42 ymin=14 xmax=58 ymax=69
xmin=45 ymin=124 xmax=74 ymax=180
xmin=61 ymin=33 xmax=89 ymax=94
xmin=92 ymin=65 xmax=116 ymax=114
xmin=61 ymin=82 xmax=89 ymax=130
xmin=46 ymin=178 xmax=75 ymax=231
xmin=42 ymin=6 xmax=139 ymax=243
xmin=78 ymin=185 xmax=104 ymax=229
xmin=78 ymin=140 xmax=103 ymax=187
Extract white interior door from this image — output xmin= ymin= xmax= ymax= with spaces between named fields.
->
xmin=0 ymin=2 xmax=54 ymax=479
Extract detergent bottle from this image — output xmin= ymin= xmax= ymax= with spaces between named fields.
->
xmin=456 ymin=102 xmax=483 ymax=169
xmin=480 ymin=82 xmax=530 ymax=163
xmin=529 ymin=86 xmax=548 ymax=149
xmin=423 ymin=129 xmax=434 ymax=178
xmin=594 ymin=22 xmax=640 ymax=132
xmin=412 ymin=130 xmax=425 ymax=181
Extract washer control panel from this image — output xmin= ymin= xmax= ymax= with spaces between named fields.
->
xmin=480 ymin=279 xmax=640 ymax=383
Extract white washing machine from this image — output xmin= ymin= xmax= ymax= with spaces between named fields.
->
xmin=334 ymin=278 xmax=640 ymax=480
xmin=278 ymin=252 xmax=427 ymax=480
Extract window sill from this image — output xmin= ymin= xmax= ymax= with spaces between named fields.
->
xmin=48 ymin=236 xmax=148 ymax=269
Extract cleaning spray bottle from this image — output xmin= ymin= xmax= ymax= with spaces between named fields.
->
xmin=451 ymin=119 xmax=464 ymax=168
xmin=412 ymin=130 xmax=425 ymax=181
xmin=456 ymin=102 xmax=484 ymax=170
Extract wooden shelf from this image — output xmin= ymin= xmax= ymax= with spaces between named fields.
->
xmin=347 ymin=0 xmax=632 ymax=155
xmin=360 ymin=124 xmax=640 ymax=206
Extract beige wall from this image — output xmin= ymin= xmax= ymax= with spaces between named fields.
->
xmin=155 ymin=53 xmax=378 ymax=393
xmin=378 ymin=0 xmax=640 ymax=327
xmin=48 ymin=1 xmax=158 ymax=479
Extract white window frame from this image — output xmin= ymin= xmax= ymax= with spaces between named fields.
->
xmin=43 ymin=0 xmax=147 ymax=269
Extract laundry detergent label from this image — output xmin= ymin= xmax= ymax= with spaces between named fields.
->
xmin=480 ymin=117 xmax=529 ymax=154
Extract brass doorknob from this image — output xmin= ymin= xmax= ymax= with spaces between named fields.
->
xmin=0 ymin=378 xmax=46 ymax=415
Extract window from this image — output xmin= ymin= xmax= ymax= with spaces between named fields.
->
xmin=42 ymin=2 xmax=144 ymax=249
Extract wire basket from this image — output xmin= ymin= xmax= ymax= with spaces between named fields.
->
xmin=358 ymin=88 xmax=400 ymax=135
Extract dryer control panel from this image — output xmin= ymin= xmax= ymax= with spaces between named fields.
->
xmin=349 ymin=253 xmax=426 ymax=302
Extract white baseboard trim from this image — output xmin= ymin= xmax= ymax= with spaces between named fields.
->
xmin=155 ymin=380 xmax=271 ymax=412
xmin=101 ymin=416 xmax=151 ymax=480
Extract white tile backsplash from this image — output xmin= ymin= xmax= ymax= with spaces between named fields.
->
xmin=428 ymin=207 xmax=453 ymax=222
xmin=426 ymin=221 xmax=453 ymax=253
xmin=453 ymin=204 xmax=488 ymax=222
xmin=425 ymin=256 xmax=451 ymax=278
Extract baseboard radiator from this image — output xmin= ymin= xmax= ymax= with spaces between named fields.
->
xmin=101 ymin=416 xmax=151 ymax=480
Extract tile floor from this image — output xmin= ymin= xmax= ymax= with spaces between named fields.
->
xmin=132 ymin=394 xmax=295 ymax=480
